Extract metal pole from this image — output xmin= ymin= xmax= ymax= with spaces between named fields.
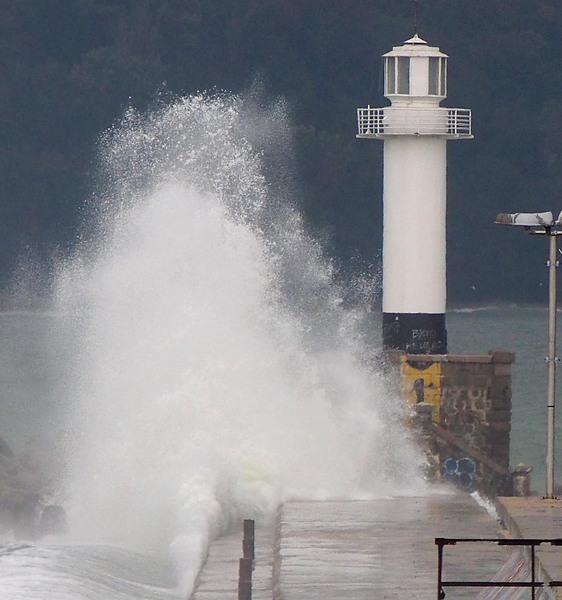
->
xmin=531 ymin=542 xmax=536 ymax=600
xmin=436 ymin=539 xmax=444 ymax=600
xmin=545 ymin=231 xmax=558 ymax=499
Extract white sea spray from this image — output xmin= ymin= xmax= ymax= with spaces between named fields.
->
xmin=54 ymin=93 xmax=426 ymax=595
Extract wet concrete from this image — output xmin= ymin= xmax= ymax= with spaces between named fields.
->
xmin=192 ymin=489 xmax=512 ymax=600
xmin=191 ymin=523 xmax=275 ymax=600
xmin=496 ymin=496 xmax=562 ymax=599
xmin=275 ymin=492 xmax=508 ymax=600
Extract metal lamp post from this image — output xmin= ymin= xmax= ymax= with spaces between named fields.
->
xmin=495 ymin=211 xmax=562 ymax=499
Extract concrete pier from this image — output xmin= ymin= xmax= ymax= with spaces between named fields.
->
xmin=275 ymin=493 xmax=508 ymax=600
xmin=190 ymin=491 xmax=562 ymax=599
xmin=191 ymin=490 xmax=520 ymax=600
xmin=191 ymin=522 xmax=275 ymax=600
xmin=496 ymin=496 xmax=562 ymax=599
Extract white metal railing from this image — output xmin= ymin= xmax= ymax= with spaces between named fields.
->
xmin=357 ymin=107 xmax=472 ymax=138
xmin=447 ymin=109 xmax=472 ymax=137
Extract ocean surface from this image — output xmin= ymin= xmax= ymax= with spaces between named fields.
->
xmin=447 ymin=304 xmax=560 ymax=492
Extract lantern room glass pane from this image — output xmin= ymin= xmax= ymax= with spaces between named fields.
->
xmin=440 ymin=58 xmax=447 ymax=96
xmin=429 ymin=57 xmax=439 ymax=95
xmin=386 ymin=57 xmax=396 ymax=94
xmin=397 ymin=57 xmax=409 ymax=94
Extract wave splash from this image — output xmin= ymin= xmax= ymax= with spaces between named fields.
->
xmin=54 ymin=93 xmax=425 ymax=595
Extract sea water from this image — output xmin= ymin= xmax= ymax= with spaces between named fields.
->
xmin=0 ymin=94 xmax=426 ymax=598
xmin=447 ymin=304 xmax=562 ymax=495
xmin=0 ymin=307 xmax=558 ymax=598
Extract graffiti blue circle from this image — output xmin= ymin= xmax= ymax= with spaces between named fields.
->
xmin=457 ymin=457 xmax=476 ymax=474
xmin=444 ymin=458 xmax=458 ymax=475
xmin=442 ymin=457 xmax=477 ymax=491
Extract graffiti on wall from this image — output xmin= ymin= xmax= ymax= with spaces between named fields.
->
xmin=401 ymin=357 xmax=441 ymax=422
xmin=443 ymin=457 xmax=477 ymax=491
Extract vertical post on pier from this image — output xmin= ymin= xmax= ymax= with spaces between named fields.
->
xmin=546 ymin=231 xmax=558 ymax=499
xmin=238 ymin=519 xmax=255 ymax=600
xmin=238 ymin=558 xmax=253 ymax=600
xmin=243 ymin=519 xmax=255 ymax=560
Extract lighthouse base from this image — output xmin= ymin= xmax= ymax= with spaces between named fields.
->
xmin=382 ymin=313 xmax=447 ymax=354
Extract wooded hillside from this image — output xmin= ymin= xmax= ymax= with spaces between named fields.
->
xmin=0 ymin=0 xmax=560 ymax=303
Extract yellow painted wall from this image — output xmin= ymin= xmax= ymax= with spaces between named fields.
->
xmin=401 ymin=356 xmax=441 ymax=422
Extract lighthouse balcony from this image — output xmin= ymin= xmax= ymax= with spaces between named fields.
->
xmin=357 ymin=107 xmax=472 ymax=139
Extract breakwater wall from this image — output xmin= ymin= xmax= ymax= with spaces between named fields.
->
xmin=386 ymin=349 xmax=516 ymax=496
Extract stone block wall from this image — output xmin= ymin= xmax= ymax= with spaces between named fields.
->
xmin=402 ymin=350 xmax=515 ymax=497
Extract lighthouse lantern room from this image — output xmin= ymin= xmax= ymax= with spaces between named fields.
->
xmin=357 ymin=34 xmax=472 ymax=354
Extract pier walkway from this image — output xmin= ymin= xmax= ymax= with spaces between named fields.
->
xmin=191 ymin=490 xmax=562 ymax=599
xmin=496 ymin=496 xmax=562 ymax=599
xmin=192 ymin=488 xmax=526 ymax=600
xmin=191 ymin=523 xmax=275 ymax=600
xmin=275 ymin=493 xmax=509 ymax=600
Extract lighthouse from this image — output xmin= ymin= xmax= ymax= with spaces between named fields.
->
xmin=357 ymin=33 xmax=472 ymax=354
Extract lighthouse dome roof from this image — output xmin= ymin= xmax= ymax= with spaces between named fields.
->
xmin=404 ymin=33 xmax=427 ymax=45
xmin=383 ymin=34 xmax=448 ymax=58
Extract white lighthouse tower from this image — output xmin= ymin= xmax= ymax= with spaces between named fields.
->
xmin=357 ymin=33 xmax=472 ymax=354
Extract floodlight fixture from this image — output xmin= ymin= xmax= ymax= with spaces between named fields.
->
xmin=494 ymin=212 xmax=555 ymax=228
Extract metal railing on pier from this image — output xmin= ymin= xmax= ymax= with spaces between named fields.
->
xmin=436 ymin=537 xmax=562 ymax=600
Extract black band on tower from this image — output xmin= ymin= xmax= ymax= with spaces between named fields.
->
xmin=382 ymin=313 xmax=447 ymax=354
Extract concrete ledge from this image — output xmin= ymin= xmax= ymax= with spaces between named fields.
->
xmin=403 ymin=350 xmax=515 ymax=364
xmin=495 ymin=496 xmax=562 ymax=600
